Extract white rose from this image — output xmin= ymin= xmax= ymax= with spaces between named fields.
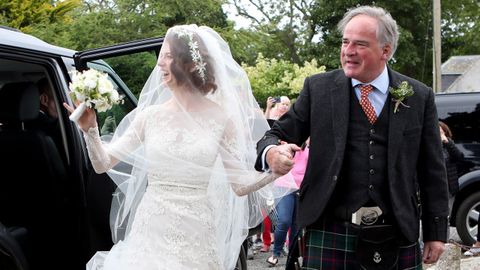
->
xmin=98 ymin=78 xmax=114 ymax=94
xmin=73 ymin=81 xmax=85 ymax=93
xmin=95 ymin=99 xmax=111 ymax=112
xmin=84 ymin=78 xmax=97 ymax=90
xmin=109 ymin=90 xmax=119 ymax=102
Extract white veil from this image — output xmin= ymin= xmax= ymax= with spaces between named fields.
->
xmin=101 ymin=25 xmax=295 ymax=269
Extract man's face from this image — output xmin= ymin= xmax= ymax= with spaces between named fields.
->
xmin=340 ymin=15 xmax=391 ymax=83
xmin=40 ymin=93 xmax=58 ymax=118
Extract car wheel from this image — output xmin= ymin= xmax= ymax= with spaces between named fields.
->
xmin=234 ymin=245 xmax=247 ymax=270
xmin=455 ymin=191 xmax=480 ymax=245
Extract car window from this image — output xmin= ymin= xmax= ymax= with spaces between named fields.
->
xmin=84 ymin=51 xmax=157 ymax=136
xmin=436 ymin=93 xmax=480 ymax=174
xmin=0 ymin=57 xmax=69 ymax=163
xmin=437 ymin=94 xmax=480 ymax=144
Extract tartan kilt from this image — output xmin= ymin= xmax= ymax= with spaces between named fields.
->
xmin=302 ymin=219 xmax=422 ymax=270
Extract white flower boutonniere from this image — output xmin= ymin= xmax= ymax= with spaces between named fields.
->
xmin=389 ymin=81 xmax=414 ymax=113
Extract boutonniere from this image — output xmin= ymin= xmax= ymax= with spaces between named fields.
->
xmin=389 ymin=81 xmax=414 ymax=113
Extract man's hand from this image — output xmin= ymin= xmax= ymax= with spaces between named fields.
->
xmin=266 ymin=143 xmax=301 ymax=175
xmin=422 ymin=241 xmax=445 ymax=264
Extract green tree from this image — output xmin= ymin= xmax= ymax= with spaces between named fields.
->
xmin=310 ymin=0 xmax=434 ymax=84
xmin=231 ymin=0 xmax=479 ymax=87
xmin=243 ymin=54 xmax=325 ymax=107
xmin=441 ymin=0 xmax=480 ymax=61
xmin=28 ymin=0 xmax=228 ymax=51
xmin=0 ymin=0 xmax=79 ymax=32
xmin=27 ymin=0 xmax=230 ymax=97
xmin=231 ymin=0 xmax=317 ymax=64
xmin=221 ymin=26 xmax=292 ymax=65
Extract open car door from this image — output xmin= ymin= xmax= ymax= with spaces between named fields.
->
xmin=74 ymin=37 xmax=163 ymax=71
xmin=72 ymin=37 xmax=164 ymax=263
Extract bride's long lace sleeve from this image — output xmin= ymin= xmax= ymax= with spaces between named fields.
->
xmin=220 ymin=119 xmax=280 ymax=196
xmin=83 ymin=109 xmax=147 ymax=174
xmin=231 ymin=172 xmax=281 ymax=197
xmin=83 ymin=126 xmax=117 ymax=173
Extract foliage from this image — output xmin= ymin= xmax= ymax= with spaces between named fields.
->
xmin=232 ymin=0 xmax=480 ymax=88
xmin=3 ymin=0 xmax=479 ymax=96
xmin=104 ymin=52 xmax=158 ymax=98
xmin=441 ymin=0 xmax=480 ymax=61
xmin=26 ymin=0 xmax=229 ymax=99
xmin=279 ymin=59 xmax=326 ymax=94
xmin=221 ymin=26 xmax=286 ymax=65
xmin=243 ymin=54 xmax=325 ymax=107
xmin=231 ymin=0 xmax=316 ymax=64
xmin=308 ymin=0 xmax=480 ymax=86
xmin=309 ymin=0 xmax=434 ymax=84
xmin=0 ymin=0 xmax=80 ymax=32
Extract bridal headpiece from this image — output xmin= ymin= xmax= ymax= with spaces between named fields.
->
xmin=174 ymin=28 xmax=207 ymax=84
xmin=105 ymin=24 xmax=291 ymax=270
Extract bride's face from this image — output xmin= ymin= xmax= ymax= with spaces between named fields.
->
xmin=158 ymin=42 xmax=176 ymax=87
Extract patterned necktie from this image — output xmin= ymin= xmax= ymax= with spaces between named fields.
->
xmin=359 ymin=84 xmax=377 ymax=124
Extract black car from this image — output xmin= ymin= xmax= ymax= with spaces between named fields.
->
xmin=435 ymin=92 xmax=480 ymax=245
xmin=0 ymin=26 xmax=248 ymax=270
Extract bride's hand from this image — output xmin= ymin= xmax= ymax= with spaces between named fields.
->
xmin=63 ymin=102 xmax=97 ymax=132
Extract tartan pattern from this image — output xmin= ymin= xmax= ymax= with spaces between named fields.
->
xmin=302 ymin=220 xmax=422 ymax=270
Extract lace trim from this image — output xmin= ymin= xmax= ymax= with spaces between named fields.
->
xmin=83 ymin=126 xmax=113 ymax=173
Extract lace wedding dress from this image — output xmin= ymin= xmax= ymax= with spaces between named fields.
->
xmin=85 ymin=106 xmax=239 ymax=270
xmin=82 ymin=24 xmax=291 ymax=270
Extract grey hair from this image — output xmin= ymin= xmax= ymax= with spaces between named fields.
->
xmin=337 ymin=6 xmax=399 ymax=60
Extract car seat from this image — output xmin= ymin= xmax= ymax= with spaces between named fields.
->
xmin=0 ymin=82 xmax=70 ymax=269
xmin=0 ymin=222 xmax=29 ymax=270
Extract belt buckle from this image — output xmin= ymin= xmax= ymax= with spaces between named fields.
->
xmin=351 ymin=206 xmax=382 ymax=225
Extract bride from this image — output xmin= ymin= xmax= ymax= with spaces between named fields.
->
xmin=64 ymin=25 xmax=293 ymax=270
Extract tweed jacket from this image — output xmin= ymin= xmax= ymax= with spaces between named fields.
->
xmin=256 ymin=68 xmax=449 ymax=242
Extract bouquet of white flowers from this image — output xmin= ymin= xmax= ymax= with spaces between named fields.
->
xmin=68 ymin=68 xmax=123 ymax=122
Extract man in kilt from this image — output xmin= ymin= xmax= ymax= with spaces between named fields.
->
xmin=255 ymin=5 xmax=448 ymax=269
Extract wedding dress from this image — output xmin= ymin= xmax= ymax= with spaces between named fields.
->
xmin=86 ymin=106 xmax=235 ymax=269
xmin=82 ymin=24 xmax=293 ymax=270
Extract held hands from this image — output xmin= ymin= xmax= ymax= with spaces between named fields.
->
xmin=63 ymin=102 xmax=97 ymax=132
xmin=422 ymin=241 xmax=445 ymax=264
xmin=266 ymin=143 xmax=301 ymax=175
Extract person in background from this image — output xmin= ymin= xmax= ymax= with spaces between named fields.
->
xmin=267 ymin=138 xmax=310 ymax=266
xmin=441 ymin=120 xmax=480 ymax=257
xmin=256 ymin=5 xmax=448 ymax=269
xmin=257 ymin=95 xmax=293 ymax=253
xmin=28 ymin=78 xmax=59 ymax=136
xmin=265 ymin=96 xmax=291 ymax=125
xmin=439 ymin=121 xmax=464 ymax=212
xmin=26 ymin=78 xmax=65 ymax=161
